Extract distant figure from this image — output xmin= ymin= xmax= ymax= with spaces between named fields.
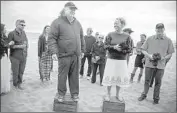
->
xmin=123 ymin=28 xmax=134 ymax=64
xmin=102 ymin=18 xmax=131 ymax=101
xmin=48 ymin=2 xmax=85 ymax=102
xmin=91 ymin=34 xmax=106 ymax=86
xmin=8 ymin=19 xmax=28 ymax=90
xmin=79 ymin=28 xmax=96 ymax=80
xmin=95 ymin=32 xmax=100 ymax=75
xmin=130 ymin=34 xmax=146 ymax=83
xmin=0 ymin=23 xmax=14 ymax=95
xmin=138 ymin=23 xmax=175 ymax=104
xmin=38 ymin=25 xmax=52 ymax=82
xmin=95 ymin=32 xmax=99 ymax=41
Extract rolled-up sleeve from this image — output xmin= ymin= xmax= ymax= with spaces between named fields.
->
xmin=48 ymin=19 xmax=59 ymax=55
xmin=167 ymin=38 xmax=175 ymax=54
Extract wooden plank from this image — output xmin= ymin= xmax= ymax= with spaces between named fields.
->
xmin=53 ymin=93 xmax=78 ymax=112
xmin=102 ymin=96 xmax=125 ymax=113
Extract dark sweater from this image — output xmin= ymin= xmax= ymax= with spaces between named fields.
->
xmin=104 ymin=31 xmax=131 ymax=60
xmin=84 ymin=35 xmax=96 ymax=55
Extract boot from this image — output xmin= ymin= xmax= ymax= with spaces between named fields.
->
xmin=137 ymin=74 xmax=142 ymax=83
xmin=130 ymin=73 xmax=135 ymax=83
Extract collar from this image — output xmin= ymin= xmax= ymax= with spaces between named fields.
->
xmin=62 ymin=15 xmax=76 ymax=24
xmin=15 ymin=28 xmax=22 ymax=35
xmin=154 ymin=35 xmax=165 ymax=40
xmin=115 ymin=30 xmax=124 ymax=35
xmin=86 ymin=35 xmax=93 ymax=38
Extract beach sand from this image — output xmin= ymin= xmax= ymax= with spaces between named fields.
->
xmin=1 ymin=33 xmax=176 ymax=112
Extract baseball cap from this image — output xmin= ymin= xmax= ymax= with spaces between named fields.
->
xmin=156 ymin=23 xmax=165 ymax=29
xmin=64 ymin=2 xmax=78 ymax=10
xmin=123 ymin=28 xmax=134 ymax=33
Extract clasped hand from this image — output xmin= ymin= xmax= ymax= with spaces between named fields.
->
xmin=113 ymin=44 xmax=122 ymax=51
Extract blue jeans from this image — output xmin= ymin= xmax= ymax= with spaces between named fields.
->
xmin=141 ymin=67 xmax=164 ymax=101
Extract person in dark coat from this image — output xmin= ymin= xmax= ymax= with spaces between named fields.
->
xmin=91 ymin=34 xmax=106 ymax=86
xmin=48 ymin=2 xmax=85 ymax=102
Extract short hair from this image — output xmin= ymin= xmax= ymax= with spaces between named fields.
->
xmin=87 ymin=28 xmax=93 ymax=32
xmin=140 ymin=34 xmax=146 ymax=38
xmin=15 ymin=19 xmax=25 ymax=26
xmin=115 ymin=17 xmax=126 ymax=28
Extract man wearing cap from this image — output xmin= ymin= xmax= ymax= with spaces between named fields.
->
xmin=123 ymin=28 xmax=134 ymax=64
xmin=79 ymin=28 xmax=96 ymax=80
xmin=48 ymin=2 xmax=85 ymax=102
xmin=8 ymin=19 xmax=28 ymax=90
xmin=138 ymin=23 xmax=175 ymax=104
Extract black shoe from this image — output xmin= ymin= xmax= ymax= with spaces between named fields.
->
xmin=138 ymin=96 xmax=146 ymax=101
xmin=18 ymin=84 xmax=25 ymax=90
xmin=130 ymin=74 xmax=135 ymax=83
xmin=130 ymin=78 xmax=133 ymax=83
xmin=153 ymin=100 xmax=159 ymax=104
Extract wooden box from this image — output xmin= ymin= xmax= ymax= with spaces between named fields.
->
xmin=102 ymin=96 xmax=125 ymax=113
xmin=53 ymin=93 xmax=78 ymax=112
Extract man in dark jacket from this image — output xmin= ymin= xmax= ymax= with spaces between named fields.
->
xmin=80 ymin=28 xmax=96 ymax=80
xmin=48 ymin=2 xmax=85 ymax=102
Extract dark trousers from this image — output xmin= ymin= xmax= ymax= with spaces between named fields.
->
xmin=80 ymin=54 xmax=92 ymax=77
xmin=91 ymin=63 xmax=105 ymax=84
xmin=127 ymin=55 xmax=130 ymax=64
xmin=57 ymin=55 xmax=80 ymax=97
xmin=10 ymin=56 xmax=27 ymax=87
xmin=150 ymin=60 xmax=169 ymax=87
xmin=141 ymin=67 xmax=164 ymax=101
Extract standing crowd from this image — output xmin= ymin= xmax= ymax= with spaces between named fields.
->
xmin=1 ymin=1 xmax=175 ymax=106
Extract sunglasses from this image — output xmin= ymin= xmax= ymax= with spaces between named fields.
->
xmin=19 ymin=24 xmax=26 ymax=27
xmin=99 ymin=37 xmax=104 ymax=39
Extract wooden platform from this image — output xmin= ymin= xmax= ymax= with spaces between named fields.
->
xmin=102 ymin=96 xmax=125 ymax=113
xmin=53 ymin=93 xmax=78 ymax=112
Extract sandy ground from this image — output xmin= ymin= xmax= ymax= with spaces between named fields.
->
xmin=1 ymin=33 xmax=176 ymax=112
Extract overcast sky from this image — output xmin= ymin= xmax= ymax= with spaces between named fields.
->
xmin=1 ymin=1 xmax=176 ymax=42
